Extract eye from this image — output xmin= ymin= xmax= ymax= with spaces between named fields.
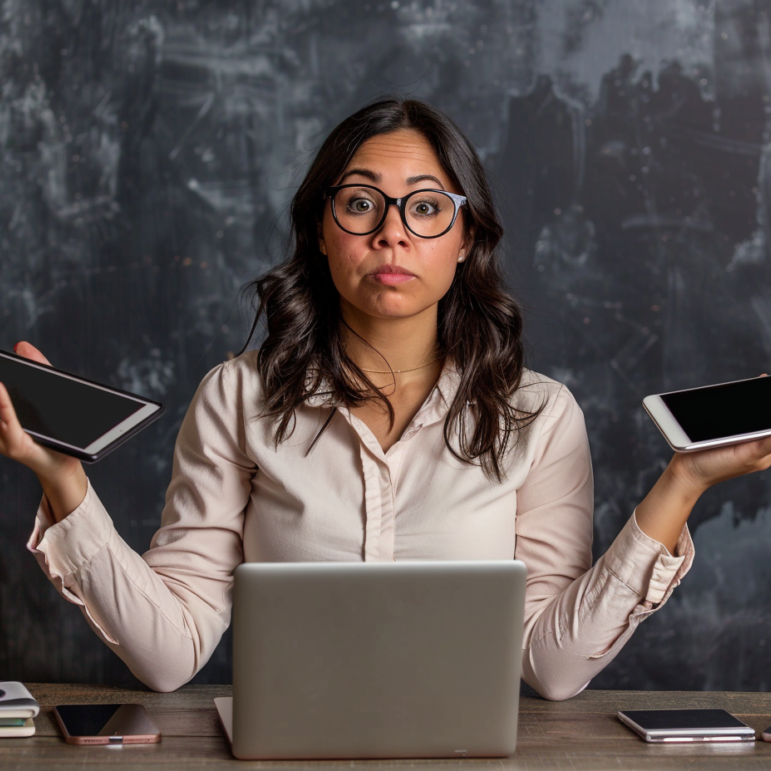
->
xmin=349 ymin=197 xmax=374 ymax=213
xmin=410 ymin=197 xmax=442 ymax=217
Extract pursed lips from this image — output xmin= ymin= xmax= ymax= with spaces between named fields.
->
xmin=368 ymin=264 xmax=416 ymax=285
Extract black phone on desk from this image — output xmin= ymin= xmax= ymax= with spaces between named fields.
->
xmin=0 ymin=349 xmax=165 ymax=463
xmin=617 ymin=709 xmax=755 ymax=743
xmin=642 ymin=374 xmax=771 ymax=452
xmin=53 ymin=704 xmax=161 ymax=745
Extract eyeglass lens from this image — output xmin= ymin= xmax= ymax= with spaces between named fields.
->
xmin=333 ymin=187 xmax=458 ymax=237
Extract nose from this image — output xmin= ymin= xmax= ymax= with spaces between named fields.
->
xmin=373 ymin=201 xmax=409 ymax=250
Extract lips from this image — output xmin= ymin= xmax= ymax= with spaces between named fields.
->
xmin=368 ymin=264 xmax=417 ymax=285
xmin=369 ymin=264 xmax=416 ymax=276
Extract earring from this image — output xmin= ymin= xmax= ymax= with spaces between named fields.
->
xmin=319 ymin=242 xmax=327 ymax=255
xmin=457 ymin=253 xmax=465 ymax=262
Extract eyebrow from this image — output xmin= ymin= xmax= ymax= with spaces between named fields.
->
xmin=338 ymin=168 xmax=445 ymax=188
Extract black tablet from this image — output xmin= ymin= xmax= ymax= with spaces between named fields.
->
xmin=0 ymin=349 xmax=165 ymax=464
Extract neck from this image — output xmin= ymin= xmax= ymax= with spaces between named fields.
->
xmin=341 ymin=301 xmax=442 ymax=376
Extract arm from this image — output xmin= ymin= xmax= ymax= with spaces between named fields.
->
xmin=37 ymin=461 xmax=88 ymax=523
xmin=23 ymin=359 xmax=256 ymax=692
xmin=635 ymin=372 xmax=771 ymax=550
xmin=515 ymin=385 xmax=694 ymax=701
xmin=636 ymin=430 xmax=771 ymax=552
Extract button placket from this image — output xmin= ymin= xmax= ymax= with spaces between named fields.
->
xmin=334 ymin=382 xmax=454 ymax=563
xmin=386 ymin=441 xmax=406 ymax=491
xmin=359 ymin=448 xmax=384 ymax=562
xmin=379 ymin=462 xmax=396 ymax=561
xmin=338 ymin=406 xmax=391 ymax=562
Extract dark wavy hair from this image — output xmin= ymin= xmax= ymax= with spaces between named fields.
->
xmin=235 ymin=96 xmax=545 ymax=481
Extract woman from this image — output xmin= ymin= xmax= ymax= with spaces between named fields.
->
xmin=2 ymin=98 xmax=770 ymax=699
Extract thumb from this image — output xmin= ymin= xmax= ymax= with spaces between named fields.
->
xmin=14 ymin=341 xmax=53 ymax=368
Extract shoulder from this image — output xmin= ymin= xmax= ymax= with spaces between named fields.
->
xmin=503 ymin=370 xmax=590 ymax=482
xmin=219 ymin=349 xmax=262 ymax=387
xmin=512 ymin=368 xmax=585 ymax=437
xmin=195 ymin=349 xmax=265 ymax=408
xmin=512 ymin=367 xmax=572 ymax=411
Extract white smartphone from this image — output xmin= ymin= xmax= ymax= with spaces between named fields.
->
xmin=0 ymin=348 xmax=165 ymax=464
xmin=617 ymin=708 xmax=756 ymax=743
xmin=642 ymin=374 xmax=771 ymax=452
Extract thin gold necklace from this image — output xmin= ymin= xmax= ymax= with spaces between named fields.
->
xmin=360 ymin=355 xmax=444 ymax=375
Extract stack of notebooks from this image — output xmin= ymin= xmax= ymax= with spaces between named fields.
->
xmin=0 ymin=682 xmax=39 ymax=737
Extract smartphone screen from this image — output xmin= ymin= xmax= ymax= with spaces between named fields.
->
xmin=0 ymin=351 xmax=163 ymax=461
xmin=618 ymin=708 xmax=756 ymax=743
xmin=660 ymin=376 xmax=771 ymax=443
xmin=621 ymin=709 xmax=748 ymax=731
xmin=54 ymin=704 xmax=161 ymax=743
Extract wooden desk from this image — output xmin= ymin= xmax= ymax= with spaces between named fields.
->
xmin=2 ymin=684 xmax=771 ymax=770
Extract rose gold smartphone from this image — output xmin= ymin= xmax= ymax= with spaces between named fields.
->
xmin=53 ymin=704 xmax=161 ymax=745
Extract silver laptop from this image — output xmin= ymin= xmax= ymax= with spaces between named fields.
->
xmin=215 ymin=560 xmax=527 ymax=760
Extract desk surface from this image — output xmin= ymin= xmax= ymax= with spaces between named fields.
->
xmin=2 ymin=684 xmax=771 ymax=770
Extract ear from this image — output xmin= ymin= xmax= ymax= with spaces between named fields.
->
xmin=460 ymin=224 xmax=475 ymax=259
xmin=317 ymin=222 xmax=327 ymax=255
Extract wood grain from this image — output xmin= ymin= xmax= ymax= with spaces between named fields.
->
xmin=1 ymin=686 xmax=771 ymax=770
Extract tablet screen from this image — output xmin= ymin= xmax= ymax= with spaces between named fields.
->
xmin=0 ymin=355 xmax=147 ymax=450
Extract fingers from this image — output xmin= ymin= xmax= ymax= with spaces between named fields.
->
xmin=0 ymin=380 xmax=25 ymax=457
xmin=736 ymin=435 xmax=771 ymax=472
xmin=14 ymin=341 xmax=52 ymax=367
xmin=757 ymin=433 xmax=771 ymax=457
xmin=0 ymin=380 xmax=13 ymax=422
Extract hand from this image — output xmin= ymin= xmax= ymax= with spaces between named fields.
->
xmin=668 ymin=373 xmax=771 ymax=494
xmin=0 ymin=341 xmax=83 ymax=480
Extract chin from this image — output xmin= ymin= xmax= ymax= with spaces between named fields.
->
xmin=369 ymin=300 xmax=434 ymax=320
xmin=342 ymin=289 xmax=437 ymax=322
xmin=369 ymin=307 xmax=416 ymax=320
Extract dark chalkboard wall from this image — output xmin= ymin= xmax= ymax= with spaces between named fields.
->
xmin=2 ymin=0 xmax=771 ymax=692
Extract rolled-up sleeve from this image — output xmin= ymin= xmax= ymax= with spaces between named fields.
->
xmin=515 ymin=385 xmax=694 ymax=701
xmin=27 ymin=360 xmax=256 ymax=692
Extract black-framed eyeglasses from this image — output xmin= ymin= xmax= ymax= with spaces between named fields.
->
xmin=324 ymin=184 xmax=468 ymax=239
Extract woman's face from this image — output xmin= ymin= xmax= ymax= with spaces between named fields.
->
xmin=319 ymin=128 xmax=471 ymax=325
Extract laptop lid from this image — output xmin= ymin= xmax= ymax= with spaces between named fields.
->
xmin=231 ymin=560 xmax=527 ymax=760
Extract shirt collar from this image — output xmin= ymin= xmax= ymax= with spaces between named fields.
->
xmin=303 ymin=370 xmax=337 ymax=408
xmin=303 ymin=357 xmax=463 ymax=411
xmin=434 ymin=357 xmax=462 ymax=407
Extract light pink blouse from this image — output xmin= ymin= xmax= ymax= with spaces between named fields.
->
xmin=27 ymin=351 xmax=693 ymax=699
